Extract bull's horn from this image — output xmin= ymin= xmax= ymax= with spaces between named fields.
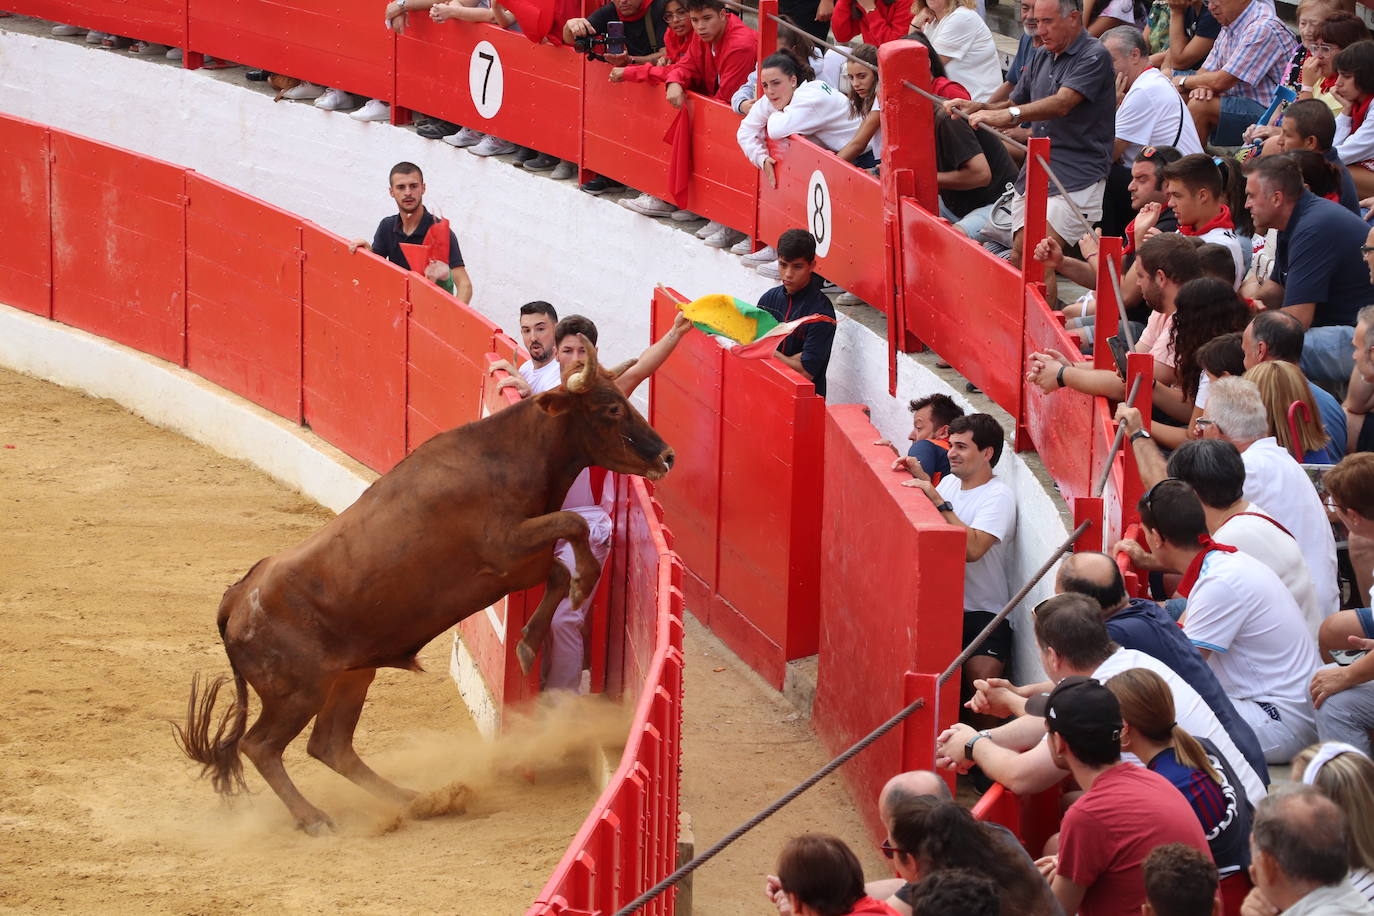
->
xmin=567 ymin=335 xmax=598 ymax=391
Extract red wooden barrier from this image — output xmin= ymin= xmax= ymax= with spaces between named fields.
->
xmin=0 ymin=116 xmax=52 ymax=319
xmin=757 ymin=136 xmax=884 ymax=310
xmin=185 ymin=172 xmax=303 ymax=422
xmin=815 ymin=405 xmax=963 ymax=842
xmin=1021 ymin=284 xmax=1095 ymax=503
xmin=50 ymin=131 xmax=186 ymax=365
xmin=8 ymin=0 xmax=185 ymax=51
xmin=299 ymin=224 xmax=408 ymax=473
xmin=396 ymin=20 xmax=581 ymax=162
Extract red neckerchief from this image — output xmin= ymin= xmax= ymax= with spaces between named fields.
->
xmin=619 ymin=0 xmax=650 ymax=22
xmin=1324 ymin=191 xmax=1342 ymax=203
xmin=1177 ymin=535 xmax=1239 ymax=597
xmin=1353 ymin=95 xmax=1373 ymax=134
xmin=1180 ymin=204 xmax=1234 ymax=237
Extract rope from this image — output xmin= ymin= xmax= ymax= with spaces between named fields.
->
xmin=1092 ymin=373 xmax=1144 ymax=499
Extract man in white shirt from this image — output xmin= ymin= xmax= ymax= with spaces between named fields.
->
xmin=1201 ymin=377 xmax=1341 ymax=620
xmin=933 ymin=594 xmax=1267 ymax=806
xmin=895 ymin=413 xmax=1016 ymax=725
xmin=489 ymin=301 xmax=562 ymax=397
xmin=1138 ymin=478 xmax=1320 ymax=762
xmin=1102 ymin=26 xmax=1204 ymax=167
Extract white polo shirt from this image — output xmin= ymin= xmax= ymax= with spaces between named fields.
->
xmin=520 ymin=358 xmax=562 ymax=394
xmin=1215 ymin=503 xmax=1324 ymax=639
xmin=1183 ymin=549 xmax=1320 ymax=736
xmin=1240 ymin=437 xmax=1340 ymax=618
xmin=1091 ymin=646 xmax=1267 ymax=807
xmin=937 ymin=474 xmax=1016 ymax=616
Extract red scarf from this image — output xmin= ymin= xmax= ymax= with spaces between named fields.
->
xmin=1353 ymin=95 xmax=1373 ymax=134
xmin=1177 ymin=535 xmax=1238 ymax=597
xmin=1179 ymin=204 xmax=1234 ymax=237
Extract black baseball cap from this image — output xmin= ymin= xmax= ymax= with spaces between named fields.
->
xmin=1025 ymin=676 xmax=1123 ymax=749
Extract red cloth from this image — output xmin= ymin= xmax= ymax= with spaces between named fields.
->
xmin=1177 ymin=536 xmax=1239 ymax=598
xmin=1353 ymin=94 xmax=1372 ymax=134
xmin=831 ymin=0 xmax=910 ymax=46
xmin=847 ymin=896 xmax=900 ymax=915
xmin=423 ymin=217 xmax=451 ymax=264
xmin=620 ymin=31 xmax=696 ymax=84
xmin=1057 ymin=763 xmax=1213 ymax=916
xmin=663 ymin=12 xmax=757 ymax=104
xmin=1178 ymin=204 xmax=1235 ymax=236
xmin=503 ymin=0 xmax=556 ymax=43
xmin=933 ymin=76 xmax=970 ymax=100
xmin=663 ymin=106 xmax=692 ymax=206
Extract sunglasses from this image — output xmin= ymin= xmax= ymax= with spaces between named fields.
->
xmin=1361 ymin=245 xmax=1374 ymax=254
xmin=1194 ymin=417 xmax=1219 ymax=429
xmin=881 ymin=839 xmax=901 ymax=859
xmin=1143 ymin=476 xmax=1186 ymax=514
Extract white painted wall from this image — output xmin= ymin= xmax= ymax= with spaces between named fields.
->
xmin=0 ymin=28 xmax=1061 ymax=681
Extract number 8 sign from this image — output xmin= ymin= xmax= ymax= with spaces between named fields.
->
xmin=807 ymin=170 xmax=833 ymax=258
xmin=469 ymin=40 xmax=504 ymax=119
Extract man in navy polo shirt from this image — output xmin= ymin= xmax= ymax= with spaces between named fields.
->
xmin=1243 ymin=154 xmax=1373 ymax=392
xmin=350 ymin=161 xmax=473 ymax=303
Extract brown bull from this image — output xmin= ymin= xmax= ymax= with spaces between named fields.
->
xmin=175 ymin=339 xmax=673 ymax=834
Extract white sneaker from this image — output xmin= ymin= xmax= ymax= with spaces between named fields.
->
xmin=729 ymin=236 xmax=754 ymax=255
xmin=695 ymin=220 xmax=725 ymax=240
xmin=314 ymin=88 xmax=353 ymax=111
xmin=756 ymin=260 xmax=782 ymax=279
xmin=350 ymin=99 xmax=390 ymax=121
xmin=85 ymin=30 xmax=107 ymax=43
xmin=51 ymin=24 xmax=84 ymax=36
xmin=670 ymin=209 xmax=700 ymax=222
xmin=619 ymin=194 xmax=676 ymax=217
xmin=704 ymin=227 xmax=744 ymax=249
xmin=442 ymin=127 xmax=484 ymax=147
xmin=468 ymin=135 xmax=517 ymax=156
xmin=282 ymin=81 xmax=324 ymax=100
xmin=166 ymin=47 xmax=182 ymax=60
xmin=835 ymin=291 xmax=863 ymax=306
xmin=550 ymin=160 xmax=577 ymax=180
xmin=742 ymin=245 xmax=777 ymax=263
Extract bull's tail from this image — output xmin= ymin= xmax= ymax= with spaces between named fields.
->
xmin=173 ymin=666 xmax=250 ymax=796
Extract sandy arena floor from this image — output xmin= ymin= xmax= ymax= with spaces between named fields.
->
xmin=0 ymin=365 xmax=883 ymax=915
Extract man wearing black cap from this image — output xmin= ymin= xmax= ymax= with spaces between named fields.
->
xmin=1032 ymin=676 xmax=1212 ymax=916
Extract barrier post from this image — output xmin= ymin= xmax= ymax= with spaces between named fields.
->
xmin=878 ymin=41 xmax=937 ymax=216
xmin=1021 ymin=136 xmax=1050 ymax=289
xmin=1092 ymin=236 xmax=1124 ymax=371
xmin=900 ymin=671 xmax=944 ymax=775
xmin=758 ymin=0 xmax=778 ymax=78
xmin=1120 ymin=352 xmax=1154 ymax=533
xmin=1072 ymin=497 xmax=1103 ymax=552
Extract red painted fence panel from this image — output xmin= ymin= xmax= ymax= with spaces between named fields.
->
xmin=757 ymin=136 xmax=885 ymax=311
xmin=299 ymin=225 xmax=407 ymax=472
xmin=49 ymin=131 xmax=186 ymax=365
xmin=0 ymin=117 xmax=52 ymax=318
xmin=1020 ymin=284 xmax=1095 ymax=503
xmin=8 ymin=0 xmax=185 ymax=50
xmin=185 ymin=172 xmax=303 ymax=422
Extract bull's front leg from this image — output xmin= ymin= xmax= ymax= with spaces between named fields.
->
xmin=508 ymin=511 xmax=601 ymax=675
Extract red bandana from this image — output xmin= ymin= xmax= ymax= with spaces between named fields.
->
xmin=1179 ymin=204 xmax=1234 ymax=237
xmin=1177 ymin=535 xmax=1238 ymax=597
xmin=1353 ymin=95 xmax=1373 ymax=134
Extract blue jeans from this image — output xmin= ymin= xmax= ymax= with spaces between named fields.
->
xmin=1213 ymin=95 xmax=1267 ymax=147
xmin=945 ymin=202 xmax=996 ymax=240
xmin=1301 ymin=325 xmax=1356 ymax=392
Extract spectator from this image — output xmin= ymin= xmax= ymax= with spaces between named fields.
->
xmin=1136 ymin=477 xmax=1320 ymax=762
xmin=1307 ymin=14 xmax=1373 ymax=112
xmin=1201 ymin=376 xmax=1342 ymax=616
xmin=736 ymin=50 xmax=860 ymax=193
xmin=1053 ymin=550 xmax=1270 ymax=783
xmin=912 ymin=0 xmax=1003 ymax=102
xmin=1291 ymin=742 xmax=1374 ymax=902
xmin=563 ymin=0 xmax=669 ymax=63
xmin=1236 ymin=0 xmax=1344 ymax=157
xmin=1108 ymin=667 xmax=1254 ymax=884
xmin=904 ymin=30 xmax=974 ymax=100
xmin=1243 ymin=300 xmax=1349 ymax=463
xmin=884 ymin=795 xmax=1061 ymax=916
xmin=1245 ymin=360 xmax=1338 ymax=463
xmin=836 ymin=45 xmax=883 ymax=169
xmin=731 ymin=18 xmax=839 ymax=116
xmin=349 ymin=162 xmax=473 ymax=304
xmin=1143 ymin=844 xmax=1222 ymax=916
xmin=887 ymin=392 xmax=965 ymax=484
xmin=1350 ymin=302 xmax=1374 ymax=454
xmin=1243 ymin=155 xmax=1374 ymax=390
xmin=489 ymin=301 xmax=561 ymax=398
xmin=1194 ymin=331 xmax=1248 ymax=406
xmin=989 ymin=0 xmax=1046 ymax=107
xmin=831 ymin=0 xmax=912 ymax=48
xmin=1158 ymin=154 xmax=1248 ymax=286
xmin=765 ymin=835 xmax=899 ymax=916
xmin=1286 ymin=151 xmax=1346 ymax=218
xmin=1175 ymin=0 xmax=1297 ymax=145
xmin=1244 ymin=786 xmax=1374 ymax=915
xmin=663 ymin=0 xmax=756 ymax=112
xmin=936 ymin=104 xmax=1020 ymax=239
xmin=1150 ymin=0 xmax=1219 ymax=74
xmin=895 ymin=414 xmax=1017 ymax=718
xmin=757 ymin=229 xmax=837 ymax=396
xmin=947 ymin=0 xmax=1116 ymax=266
xmin=1275 ymin=99 xmax=1361 ymax=215
xmin=1310 ymin=454 xmax=1374 ymax=755
xmin=1028 ymin=675 xmax=1212 ymax=916
xmin=942 ymin=594 xmax=1267 ymax=807
xmin=1334 ymin=41 xmax=1374 ymax=198
xmin=908 ymin=870 xmax=1001 ymax=916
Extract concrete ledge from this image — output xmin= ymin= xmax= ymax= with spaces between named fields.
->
xmin=448 ymin=634 xmax=501 ymax=740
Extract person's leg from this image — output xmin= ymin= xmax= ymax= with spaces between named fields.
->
xmin=1233 ymin=697 xmax=1313 ymax=763
xmin=1300 ymin=325 xmax=1356 ymax=395
xmin=952 ymin=203 xmax=995 ymax=239
xmin=1316 ymin=680 xmax=1374 ymax=755
xmin=1319 ymin=608 xmax=1374 ymax=656
xmin=1352 ymin=165 xmax=1374 ymax=200
xmin=1187 ymin=95 xmax=1220 ymax=147
xmin=961 ymin=612 xmax=1014 ymax=731
xmin=1350 ymin=534 xmax=1374 ymax=606
xmin=542 ymin=516 xmax=612 ymax=691
xmin=1212 ymin=95 xmax=1267 ymax=147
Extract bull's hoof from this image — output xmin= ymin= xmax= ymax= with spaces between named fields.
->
xmin=516 ymin=640 xmax=536 ymax=675
xmin=298 ymin=814 xmax=336 ymax=837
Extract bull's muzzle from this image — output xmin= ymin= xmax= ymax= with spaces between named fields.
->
xmin=649 ymin=447 xmax=675 ymax=480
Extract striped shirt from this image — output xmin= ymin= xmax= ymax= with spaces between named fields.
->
xmin=1201 ymin=0 xmax=1297 ymax=106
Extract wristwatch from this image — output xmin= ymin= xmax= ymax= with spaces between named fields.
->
xmin=1130 ymin=428 xmax=1152 ymax=443
xmin=935 ymin=501 xmax=954 ymax=514
xmin=1008 ymin=106 xmax=1022 ymax=124
xmin=964 ymin=729 xmax=992 ymax=761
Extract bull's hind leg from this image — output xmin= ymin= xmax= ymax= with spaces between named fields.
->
xmin=306 ymin=669 xmax=416 ymax=806
xmin=239 ymin=687 xmax=335 ymax=835
xmin=515 ymin=558 xmax=572 ymax=675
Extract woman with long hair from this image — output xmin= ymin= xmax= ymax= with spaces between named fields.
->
xmin=910 ymin=0 xmax=1001 ymax=101
xmin=1108 ymin=667 xmax=1253 ymax=892
xmin=1244 ymin=360 xmax=1335 ymax=462
xmin=1290 ymin=742 xmax=1374 ymax=901
xmin=1168 ymin=277 xmax=1253 ymax=404
xmin=836 ymin=44 xmax=882 ymax=168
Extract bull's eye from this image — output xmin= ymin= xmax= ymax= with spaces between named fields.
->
xmin=606 ymin=404 xmax=623 ymax=419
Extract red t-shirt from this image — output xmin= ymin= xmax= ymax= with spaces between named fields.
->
xmin=1058 ymin=763 xmax=1213 ymax=916
xmin=663 ymin=11 xmax=758 ymax=104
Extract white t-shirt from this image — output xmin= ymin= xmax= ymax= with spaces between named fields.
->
xmin=1197 ymin=225 xmax=1245 ymax=288
xmin=1184 ymin=549 xmax=1320 ymax=735
xmin=521 ymin=358 xmax=563 ymax=394
xmin=1240 ymin=437 xmax=1340 ymax=618
xmin=1115 ymin=67 xmax=1205 ymax=166
xmin=1215 ymin=503 xmax=1325 ymax=639
xmin=925 ymin=7 xmax=1003 ymax=102
xmin=937 ymin=474 xmax=1017 ymax=615
xmin=1092 ymin=647 xmax=1268 ymax=807
xmin=867 ymin=96 xmax=884 ymax=162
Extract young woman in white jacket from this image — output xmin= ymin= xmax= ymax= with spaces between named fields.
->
xmin=736 ymin=49 xmax=861 ymax=191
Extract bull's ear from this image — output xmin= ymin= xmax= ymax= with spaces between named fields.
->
xmin=607 ymin=358 xmax=638 ymax=380
xmin=534 ymin=389 xmax=575 ymax=416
